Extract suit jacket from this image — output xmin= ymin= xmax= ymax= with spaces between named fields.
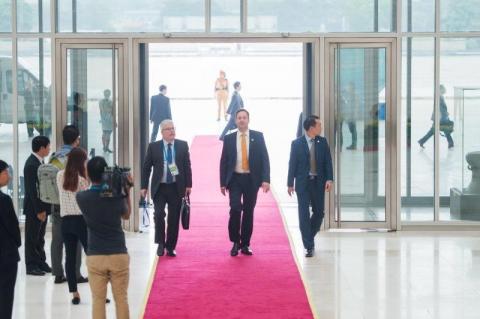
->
xmin=0 ymin=191 xmax=21 ymax=264
xmin=150 ymin=94 xmax=172 ymax=123
xmin=287 ymin=135 xmax=333 ymax=193
xmin=220 ymin=130 xmax=270 ymax=189
xmin=23 ymin=154 xmax=50 ymax=216
xmin=142 ymin=139 xmax=192 ymax=198
xmin=226 ymin=91 xmax=244 ymax=115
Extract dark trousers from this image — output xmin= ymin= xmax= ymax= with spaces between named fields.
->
xmin=297 ymin=178 xmax=325 ymax=250
xmin=61 ymin=216 xmax=88 ymax=293
xmin=51 ymin=208 xmax=82 ymax=278
xmin=24 ymin=213 xmax=47 ymax=271
xmin=228 ymin=173 xmax=259 ymax=247
xmin=151 ymin=121 xmax=161 ymax=143
xmin=339 ymin=120 xmax=357 ymax=147
xmin=153 ymin=183 xmax=182 ymax=250
xmin=418 ymin=127 xmax=454 ymax=147
xmin=0 ymin=262 xmax=18 ymax=319
xmin=219 ymin=119 xmax=237 ymax=141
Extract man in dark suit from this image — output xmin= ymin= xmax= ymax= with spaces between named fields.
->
xmin=220 ymin=109 xmax=270 ymax=256
xmin=150 ymin=85 xmax=172 ymax=143
xmin=219 ymin=81 xmax=244 ymax=141
xmin=0 ymin=160 xmax=21 ymax=319
xmin=141 ymin=119 xmax=192 ymax=257
xmin=287 ymin=115 xmax=333 ymax=257
xmin=23 ymin=136 xmax=51 ymax=275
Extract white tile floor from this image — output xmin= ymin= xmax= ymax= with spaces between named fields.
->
xmin=12 ymin=208 xmax=480 ymax=319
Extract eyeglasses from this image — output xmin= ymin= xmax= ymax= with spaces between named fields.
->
xmin=162 ymin=127 xmax=175 ymax=132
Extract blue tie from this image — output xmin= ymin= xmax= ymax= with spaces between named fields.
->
xmin=166 ymin=143 xmax=173 ymax=183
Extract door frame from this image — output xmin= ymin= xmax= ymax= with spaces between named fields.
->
xmin=323 ymin=37 xmax=398 ymax=230
xmin=54 ymin=39 xmax=133 ymax=229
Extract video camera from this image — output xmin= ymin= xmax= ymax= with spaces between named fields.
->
xmin=100 ymin=166 xmax=133 ymax=198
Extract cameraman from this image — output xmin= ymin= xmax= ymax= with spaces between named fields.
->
xmin=76 ymin=156 xmax=132 ymax=319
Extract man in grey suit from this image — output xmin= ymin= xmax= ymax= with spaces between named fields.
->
xmin=141 ymin=120 xmax=192 ymax=257
xmin=219 ymin=81 xmax=244 ymax=141
xmin=150 ymin=85 xmax=172 ymax=143
xmin=287 ymin=115 xmax=333 ymax=257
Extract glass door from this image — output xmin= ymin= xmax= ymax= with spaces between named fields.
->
xmin=56 ymin=41 xmax=128 ymax=167
xmin=325 ymin=39 xmax=397 ymax=230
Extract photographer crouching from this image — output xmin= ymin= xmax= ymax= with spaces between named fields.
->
xmin=76 ymin=156 xmax=133 ymax=319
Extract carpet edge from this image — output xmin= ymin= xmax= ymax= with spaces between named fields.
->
xmin=270 ymin=185 xmax=318 ymax=319
xmin=139 ymin=256 xmax=159 ymax=319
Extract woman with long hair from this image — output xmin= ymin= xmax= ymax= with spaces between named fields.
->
xmin=214 ymin=70 xmax=229 ymax=121
xmin=57 ymin=147 xmax=90 ymax=304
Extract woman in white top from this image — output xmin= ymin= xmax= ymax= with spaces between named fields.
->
xmin=57 ymin=147 xmax=89 ymax=305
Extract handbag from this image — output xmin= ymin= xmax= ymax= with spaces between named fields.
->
xmin=440 ymin=119 xmax=454 ymax=134
xmin=180 ymin=195 xmax=190 ymax=230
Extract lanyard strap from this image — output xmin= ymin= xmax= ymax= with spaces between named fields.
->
xmin=90 ymin=184 xmax=103 ymax=192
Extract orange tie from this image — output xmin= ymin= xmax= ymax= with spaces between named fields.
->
xmin=241 ymin=133 xmax=249 ymax=171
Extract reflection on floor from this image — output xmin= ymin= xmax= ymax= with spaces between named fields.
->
xmin=12 ymin=204 xmax=480 ymax=319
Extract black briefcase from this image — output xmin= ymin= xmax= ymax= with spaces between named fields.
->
xmin=180 ymin=195 xmax=190 ymax=230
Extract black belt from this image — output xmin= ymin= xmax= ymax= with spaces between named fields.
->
xmin=234 ymin=172 xmax=250 ymax=175
xmin=308 ymin=175 xmax=318 ymax=180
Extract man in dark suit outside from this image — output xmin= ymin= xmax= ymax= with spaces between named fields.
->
xmin=220 ymin=109 xmax=270 ymax=256
xmin=24 ymin=136 xmax=51 ymax=275
xmin=150 ymin=85 xmax=172 ymax=143
xmin=219 ymin=81 xmax=244 ymax=141
xmin=0 ymin=160 xmax=21 ymax=319
xmin=142 ymin=119 xmax=192 ymax=257
xmin=287 ymin=115 xmax=333 ymax=257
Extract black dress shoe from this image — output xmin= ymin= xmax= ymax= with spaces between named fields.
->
xmin=240 ymin=246 xmax=253 ymax=256
xmin=156 ymin=244 xmax=165 ymax=257
xmin=27 ymin=268 xmax=45 ymax=276
xmin=166 ymin=249 xmax=176 ymax=257
xmin=72 ymin=297 xmax=80 ymax=305
xmin=54 ymin=275 xmax=67 ymax=284
xmin=77 ymin=276 xmax=88 ymax=283
xmin=39 ymin=263 xmax=52 ymax=273
xmin=305 ymin=248 xmax=314 ymax=258
xmin=230 ymin=243 xmax=240 ymax=256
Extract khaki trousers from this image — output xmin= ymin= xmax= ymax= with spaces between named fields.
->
xmin=87 ymin=254 xmax=130 ymax=319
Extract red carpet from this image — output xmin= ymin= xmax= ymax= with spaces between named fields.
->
xmin=143 ymin=135 xmax=314 ymax=319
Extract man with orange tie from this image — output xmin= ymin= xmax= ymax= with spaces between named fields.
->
xmin=220 ymin=109 xmax=270 ymax=256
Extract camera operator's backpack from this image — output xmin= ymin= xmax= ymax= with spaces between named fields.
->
xmin=37 ymin=153 xmax=67 ymax=205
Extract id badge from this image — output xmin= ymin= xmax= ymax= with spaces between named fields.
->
xmin=168 ymin=163 xmax=179 ymax=176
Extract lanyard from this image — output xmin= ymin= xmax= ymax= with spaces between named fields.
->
xmin=90 ymin=184 xmax=103 ymax=192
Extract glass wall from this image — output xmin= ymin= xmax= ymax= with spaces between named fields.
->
xmin=57 ymin=0 xmax=205 ymax=32
xmin=440 ymin=38 xmax=480 ymax=221
xmin=212 ymin=0 xmax=241 ymax=32
xmin=17 ymin=0 xmax=51 ymax=32
xmin=0 ymin=0 xmax=479 ymax=225
xmin=0 ymin=0 xmax=12 ymax=32
xmin=0 ymin=39 xmax=13 ymax=195
xmin=17 ymin=38 xmax=52 ymax=213
xmin=248 ymin=0 xmax=395 ymax=33
xmin=441 ymin=0 xmax=480 ymax=32
xmin=402 ymin=0 xmax=435 ymax=32
xmin=401 ymin=37 xmax=435 ymax=221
